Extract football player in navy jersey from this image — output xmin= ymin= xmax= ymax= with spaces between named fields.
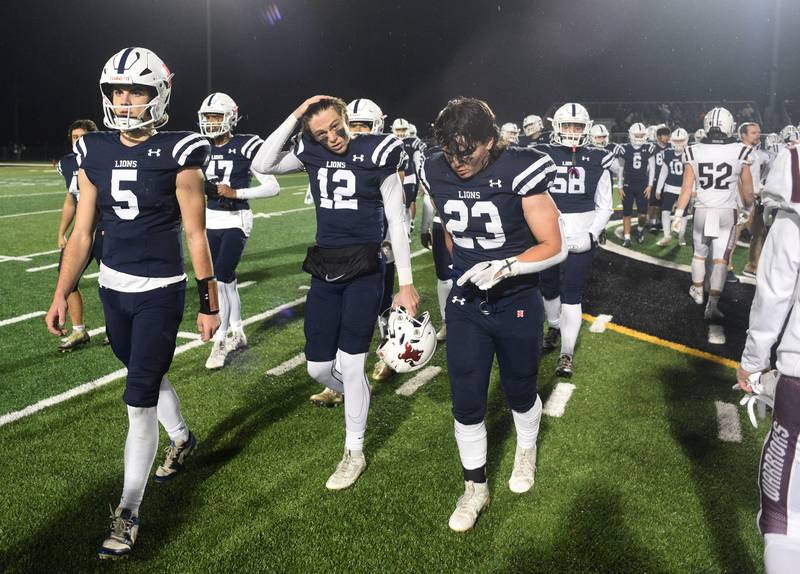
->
xmin=55 ymin=119 xmax=98 ymax=351
xmin=252 ymin=95 xmax=419 ymax=491
xmin=590 ymin=123 xmax=623 ymax=190
xmin=647 ymin=126 xmax=671 ymax=233
xmin=45 ymin=47 xmax=220 ymax=560
xmin=421 ymin=97 xmax=567 ymax=532
xmin=537 ymin=104 xmax=614 ymax=377
xmin=197 ymin=92 xmax=280 ymax=370
xmin=617 ymin=122 xmax=655 ymax=246
xmin=420 ymin=170 xmax=453 ymax=343
xmin=654 ymin=128 xmax=689 ymax=246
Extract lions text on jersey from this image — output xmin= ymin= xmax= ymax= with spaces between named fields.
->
xmin=294 ymin=132 xmax=405 ymax=247
xmin=422 ymin=146 xmax=556 ymax=296
xmin=74 ymin=131 xmax=210 ymax=287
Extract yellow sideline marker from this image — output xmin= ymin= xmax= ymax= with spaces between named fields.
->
xmin=582 ymin=313 xmax=738 ymax=370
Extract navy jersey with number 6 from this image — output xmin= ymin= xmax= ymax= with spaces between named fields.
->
xmin=294 ymin=132 xmax=405 ymax=247
xmin=536 ymin=144 xmax=614 ymax=214
xmin=74 ymin=131 xmax=210 ymax=279
xmin=422 ymin=147 xmax=556 ymax=295
xmin=204 ymin=133 xmax=263 ymax=211
xmin=617 ymin=143 xmax=654 ymax=184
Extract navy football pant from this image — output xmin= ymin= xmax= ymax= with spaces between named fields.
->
xmin=100 ymin=282 xmax=185 ymax=407
xmin=304 ymin=268 xmax=384 ymax=362
xmin=207 ymin=227 xmax=247 ymax=283
xmin=446 ymin=284 xmax=543 ymax=425
xmin=622 ymin=183 xmax=649 ymax=216
xmin=539 ymin=247 xmax=594 ymax=305
xmin=660 ymin=192 xmax=679 ymax=213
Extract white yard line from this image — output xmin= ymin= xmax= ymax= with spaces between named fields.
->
xmin=0 ymin=296 xmax=308 ymax=427
xmin=589 ymin=314 xmax=613 ymax=333
xmin=708 ymin=325 xmax=726 ymax=345
xmin=0 ymin=208 xmax=62 ymax=219
xmin=0 ymin=311 xmax=46 ymax=328
xmin=83 ymin=271 xmax=100 ymax=279
xmin=395 ymin=366 xmax=442 ymax=397
xmin=543 ymin=383 xmax=576 ymax=418
xmin=87 ymin=326 xmax=106 ymax=337
xmin=238 ymin=281 xmax=256 ymax=289
xmin=715 ymin=401 xmax=742 ymax=443
xmin=0 ymin=191 xmax=65 ymax=198
xmin=25 ymin=263 xmax=59 ymax=273
xmin=0 ymin=249 xmax=62 ymax=264
xmin=266 ymin=352 xmax=306 ymax=376
xmin=253 ymin=206 xmax=315 ymax=219
xmin=177 ymin=331 xmax=202 ymax=340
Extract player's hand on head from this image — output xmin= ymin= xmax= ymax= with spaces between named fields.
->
xmin=393 ymin=284 xmax=419 ymax=318
xmin=216 ymin=184 xmax=236 ymax=199
xmin=45 ymin=295 xmax=69 ymax=336
xmin=197 ymin=313 xmax=221 ymax=342
xmin=293 ymin=95 xmax=335 ymax=120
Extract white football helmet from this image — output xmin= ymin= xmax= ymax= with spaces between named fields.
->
xmin=645 ymin=125 xmax=658 ymax=143
xmin=765 ymin=132 xmax=782 ymax=153
xmin=550 ymin=103 xmax=592 ymax=147
xmin=99 ymin=47 xmax=173 ymax=131
xmin=780 ymin=124 xmax=800 ymax=143
xmin=703 ymin=107 xmax=736 ymax=138
xmin=392 ymin=118 xmax=410 ymax=137
xmin=500 ymin=122 xmax=520 ymax=144
xmin=523 ymin=114 xmax=544 ymax=137
xmin=198 ymin=92 xmax=239 ymax=138
xmin=408 ymin=123 xmax=417 ymax=138
xmin=590 ymin=124 xmax=609 ymax=147
xmin=346 ymin=98 xmax=385 ymax=135
xmin=670 ymin=128 xmax=688 ymax=154
xmin=376 ymin=307 xmax=436 ymax=373
xmin=628 ymin=122 xmax=648 ymax=146
xmin=694 ymin=128 xmax=706 ymax=143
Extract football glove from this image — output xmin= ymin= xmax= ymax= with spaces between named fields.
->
xmin=456 ymin=258 xmax=518 ymax=291
xmin=734 ymin=370 xmax=779 ymax=428
xmin=566 ymin=232 xmax=595 ymax=254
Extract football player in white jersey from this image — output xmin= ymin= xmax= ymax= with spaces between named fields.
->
xmin=55 ymin=119 xmax=98 ymax=351
xmin=500 ymin=122 xmax=520 ymax=145
xmin=672 ymin=107 xmax=754 ymax=320
xmin=735 ymin=123 xmax=770 ymax=278
xmin=198 ymin=92 xmax=281 ymax=370
xmin=737 ymin=141 xmax=800 ymax=574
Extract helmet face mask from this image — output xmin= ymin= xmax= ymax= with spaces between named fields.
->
xmin=100 ymin=47 xmax=173 ymax=132
xmin=550 ymin=103 xmax=592 ymax=148
xmin=628 ymin=122 xmax=647 ymax=146
xmin=198 ymin=92 xmax=239 ymax=138
xmin=347 ymin=98 xmax=385 ymax=137
xmin=376 ymin=307 xmax=437 ymax=373
xmin=523 ymin=114 xmax=543 ymax=138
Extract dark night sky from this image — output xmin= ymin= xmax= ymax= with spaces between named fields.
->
xmin=2 ymin=0 xmax=799 ymax=157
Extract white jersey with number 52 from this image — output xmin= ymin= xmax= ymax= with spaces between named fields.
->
xmin=684 ymin=142 xmax=752 ymax=209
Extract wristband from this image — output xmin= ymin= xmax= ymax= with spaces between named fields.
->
xmin=197 ymin=276 xmax=219 ymax=315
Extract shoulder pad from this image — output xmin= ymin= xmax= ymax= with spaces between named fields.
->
xmin=507 ymin=147 xmax=557 ymax=196
xmin=237 ymin=134 xmax=264 ymax=159
xmin=171 ymin=132 xmax=211 ymax=167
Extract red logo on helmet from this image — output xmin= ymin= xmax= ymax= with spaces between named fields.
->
xmin=398 ymin=342 xmax=423 ymax=364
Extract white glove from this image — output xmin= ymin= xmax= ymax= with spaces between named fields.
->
xmin=566 ymin=232 xmax=594 ymax=254
xmin=737 ymin=209 xmax=751 ymax=226
xmin=671 ymin=208 xmax=684 ymax=234
xmin=456 ymin=258 xmax=518 ymax=291
xmin=734 ymin=370 xmax=779 ymax=428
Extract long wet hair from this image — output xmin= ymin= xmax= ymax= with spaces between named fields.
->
xmin=433 ymin=97 xmax=506 ymax=160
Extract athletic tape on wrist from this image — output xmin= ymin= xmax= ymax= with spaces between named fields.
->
xmin=197 ymin=277 xmax=219 ymax=315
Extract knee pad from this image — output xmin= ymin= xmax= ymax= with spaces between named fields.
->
xmin=307 ymin=360 xmax=335 ymax=384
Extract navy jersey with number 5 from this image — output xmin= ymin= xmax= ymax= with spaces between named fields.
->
xmin=74 ymin=131 xmax=210 ymax=279
xmin=204 ymin=133 xmax=263 ymax=211
xmin=616 ymin=143 xmax=654 ymax=184
xmin=421 ymin=147 xmax=556 ymax=295
xmin=536 ymin=144 xmax=614 ymax=213
xmin=57 ymin=153 xmax=80 ymax=201
xmin=294 ymin=132 xmax=405 ymax=247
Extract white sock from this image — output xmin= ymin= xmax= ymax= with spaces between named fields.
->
xmin=512 ymin=395 xmax=542 ymax=450
xmin=339 ymin=350 xmax=370 ymax=452
xmin=765 ymin=534 xmax=800 ymax=574
xmin=543 ymin=296 xmax=561 ymax=329
xmin=436 ymin=279 xmax=452 ymax=323
xmin=454 ymin=419 xmax=487 ymax=470
xmin=73 ymin=324 xmax=85 ymax=332
xmin=307 ymin=360 xmax=344 ymax=394
xmin=709 ymin=262 xmax=727 ymax=293
xmin=624 ymin=233 xmax=631 ymax=240
xmin=560 ymin=303 xmax=582 ymax=356
xmin=226 ymin=279 xmax=242 ymax=331
xmin=661 ymin=211 xmax=671 ymax=238
xmin=691 ymin=258 xmax=706 ymax=285
xmin=707 ymin=294 xmax=720 ymax=312
xmin=120 ymin=405 xmax=159 ymax=514
xmin=215 ymin=280 xmax=231 ymax=343
xmin=157 ymin=376 xmax=189 ymax=444
xmin=679 ymin=217 xmax=688 ymax=240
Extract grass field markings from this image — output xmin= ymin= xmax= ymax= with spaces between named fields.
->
xmin=0 ymin=162 xmax=53 ymax=167
xmin=542 ymin=382 xmax=576 ymax=417
xmin=0 ymin=191 xmax=65 ymax=198
xmin=0 ymin=248 xmax=61 ymax=263
xmin=0 ymin=296 xmax=308 ymax=427
xmin=83 ymin=271 xmax=99 ymax=279
xmin=714 ymin=400 xmax=743 ymax=443
xmin=708 ymin=325 xmax=726 ymax=345
xmin=298 ymin=285 xmax=310 ymax=290
xmin=253 ymin=206 xmax=315 ymax=219
xmin=0 ymin=208 xmax=62 ymax=219
xmin=238 ymin=281 xmax=257 ymax=289
xmin=395 ymin=366 xmax=442 ymax=397
xmin=87 ymin=326 xmax=106 ymax=337
xmin=292 ymin=191 xmax=306 ymax=196
xmin=589 ymin=314 xmax=613 ymax=333
xmin=25 ymin=262 xmax=59 ymax=272
xmin=266 ymin=352 xmax=306 ymax=376
xmin=177 ymin=331 xmax=202 ymax=340
xmin=0 ymin=311 xmax=46 ymax=328
xmin=582 ymin=312 xmax=738 ymax=369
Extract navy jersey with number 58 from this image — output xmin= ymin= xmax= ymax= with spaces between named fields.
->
xmin=536 ymin=144 xmax=614 ymax=214
xmin=294 ymin=132 xmax=405 ymax=247
xmin=204 ymin=133 xmax=263 ymax=211
xmin=74 ymin=131 xmax=210 ymax=279
xmin=421 ymin=147 xmax=556 ymax=295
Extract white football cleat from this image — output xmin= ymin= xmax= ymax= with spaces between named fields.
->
xmin=436 ymin=324 xmax=447 ymax=342
xmin=448 ymin=480 xmax=490 ymax=532
xmin=688 ymin=285 xmax=704 ymax=305
xmin=205 ymin=340 xmax=228 ymax=369
xmin=325 ymin=449 xmax=366 ymax=490
xmin=226 ymin=329 xmax=248 ymax=353
xmin=98 ymin=505 xmax=139 ymax=560
xmin=508 ymin=446 xmax=537 ymax=493
xmin=656 ymin=237 xmax=672 ymax=247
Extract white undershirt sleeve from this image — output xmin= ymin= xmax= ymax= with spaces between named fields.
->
xmin=236 ymin=170 xmax=280 ymax=200
xmin=656 ymin=163 xmax=668 ymax=197
xmin=647 ymin=156 xmax=656 ymax=186
xmin=381 ymin=173 xmax=413 ymax=285
xmin=589 ymin=170 xmax=613 ymax=239
xmin=251 ymin=114 xmax=305 ymax=175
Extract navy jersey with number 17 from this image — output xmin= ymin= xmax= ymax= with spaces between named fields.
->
xmin=204 ymin=133 xmax=263 ymax=211
xmin=294 ymin=132 xmax=405 ymax=248
xmin=421 ymin=147 xmax=556 ymax=295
